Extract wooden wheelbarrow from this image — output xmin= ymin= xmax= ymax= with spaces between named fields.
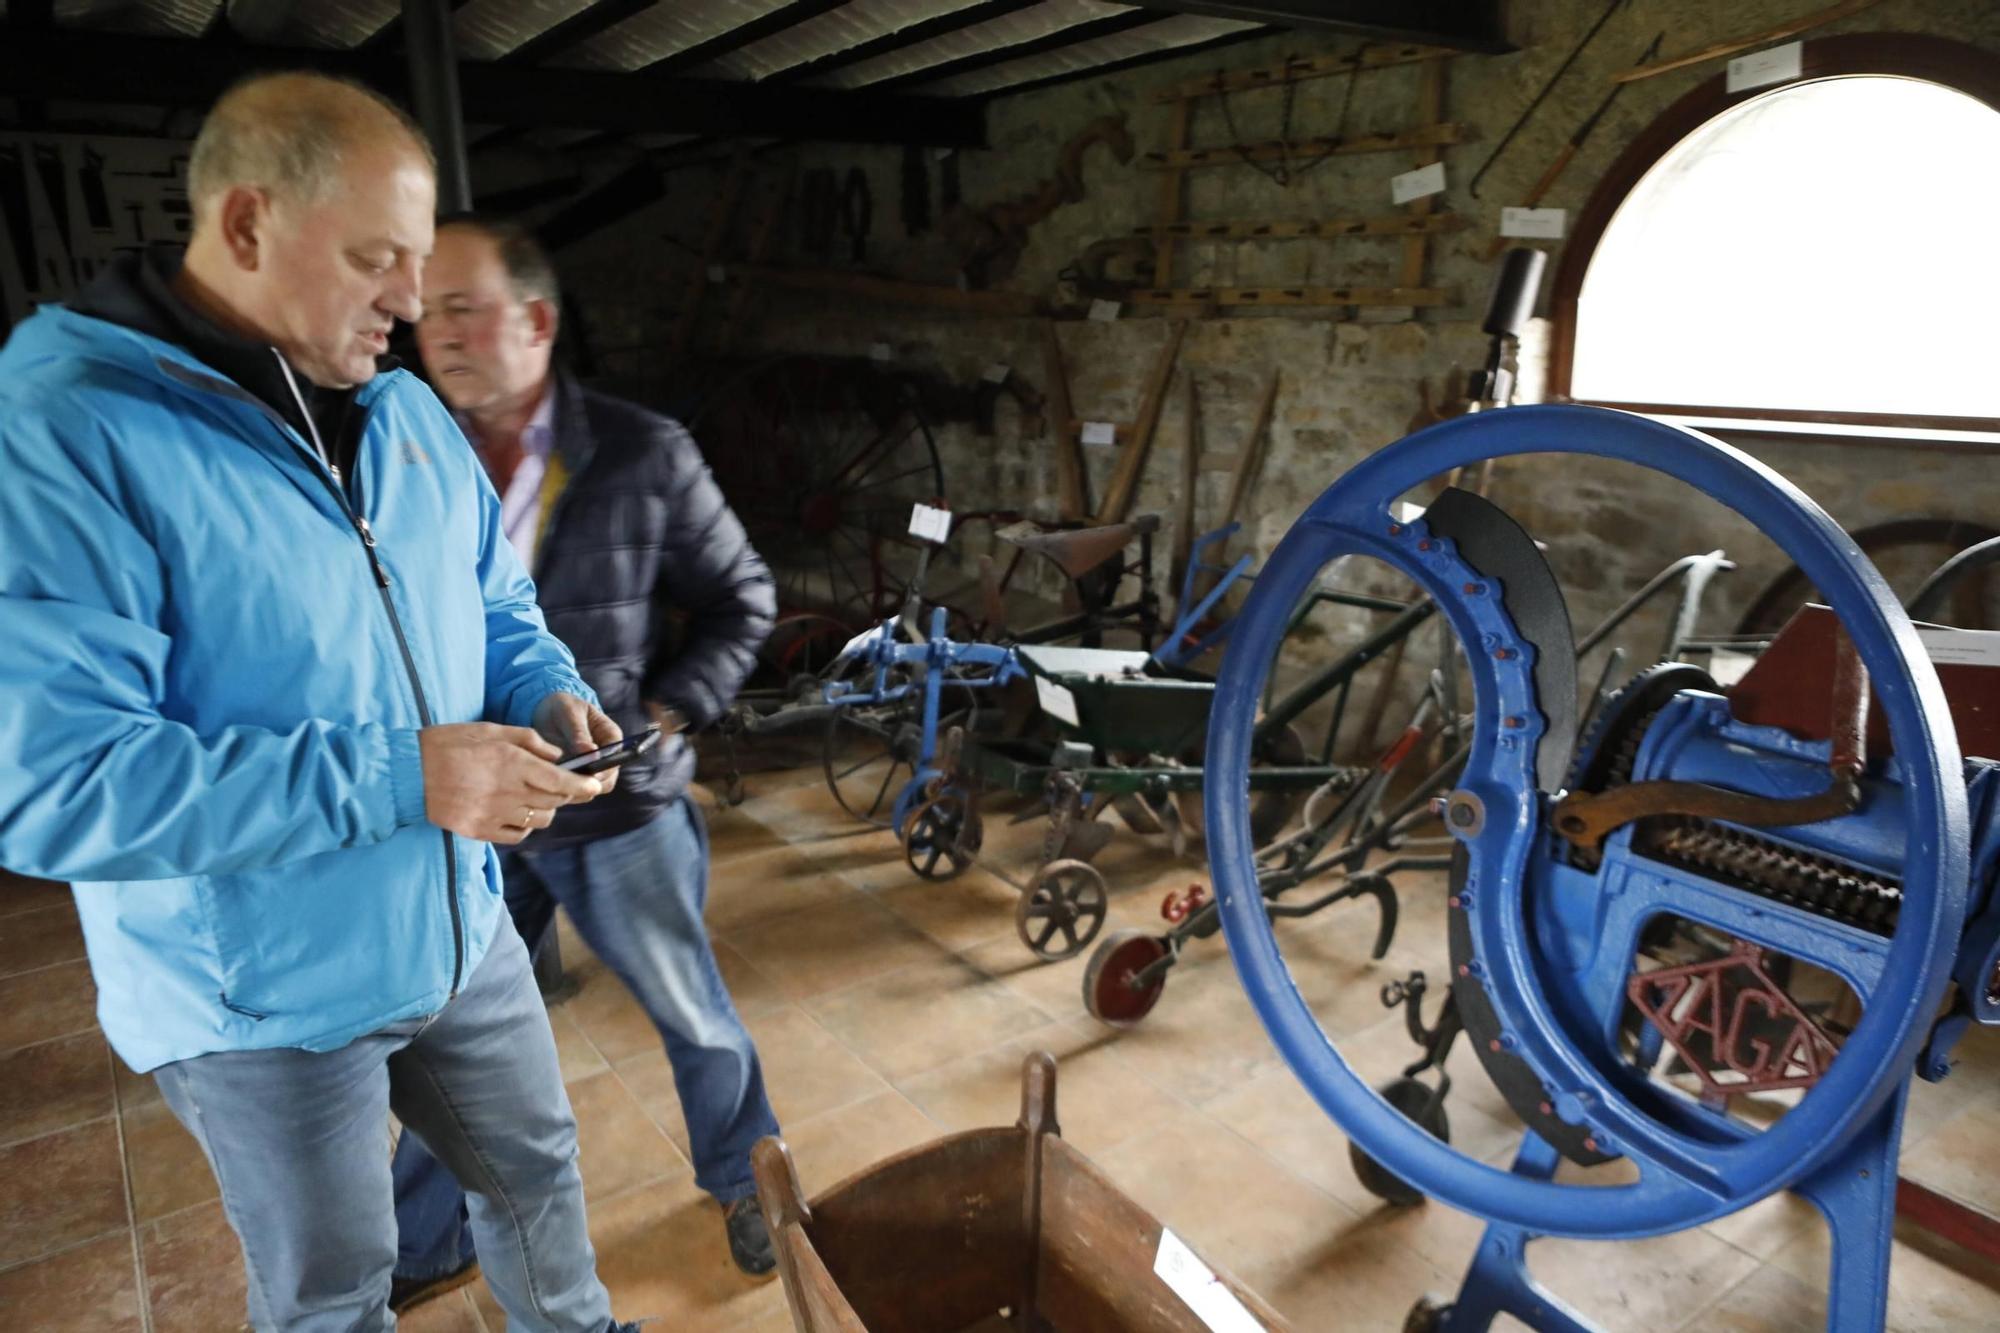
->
xmin=752 ymin=1052 xmax=1289 ymax=1333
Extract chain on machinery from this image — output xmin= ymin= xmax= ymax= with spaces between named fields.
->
xmin=1632 ymin=817 xmax=1902 ymax=937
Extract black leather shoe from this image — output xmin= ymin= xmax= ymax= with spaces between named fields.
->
xmin=388 ymin=1257 xmax=481 ymax=1314
xmin=724 ymin=1197 xmax=776 ymax=1277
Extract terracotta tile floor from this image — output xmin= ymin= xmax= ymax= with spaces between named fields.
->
xmin=3 ymin=754 xmax=2000 ymax=1332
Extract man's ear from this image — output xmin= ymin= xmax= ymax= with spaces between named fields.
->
xmin=214 ymin=186 xmax=272 ymax=272
xmin=526 ymin=297 xmax=559 ymax=348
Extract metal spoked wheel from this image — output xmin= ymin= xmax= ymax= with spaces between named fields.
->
xmin=903 ymin=789 xmax=982 ymax=880
xmin=1083 ymin=929 xmax=1169 ymax=1027
xmin=687 ymin=355 xmax=947 ymax=625
xmin=822 ymin=670 xmax=922 ymax=828
xmin=1015 ymin=859 xmax=1109 ymax=961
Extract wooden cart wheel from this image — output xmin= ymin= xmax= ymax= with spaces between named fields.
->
xmin=903 ymin=790 xmax=982 ymax=881
xmin=1348 ymin=1077 xmax=1450 ymax=1207
xmin=1015 ymin=859 xmax=1108 ymax=961
xmin=1082 ymin=929 xmax=1169 ymax=1027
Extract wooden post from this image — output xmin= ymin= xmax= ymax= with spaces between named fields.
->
xmin=1152 ymin=96 xmax=1192 ymax=288
xmin=1171 ymin=371 xmax=1200 ymax=592
xmin=716 ymin=169 xmax=790 ymax=354
xmin=670 ymin=153 xmax=748 ymax=363
xmin=1042 ymin=322 xmax=1089 ymax=521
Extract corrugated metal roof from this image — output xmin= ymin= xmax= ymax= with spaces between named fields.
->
xmin=692 ymin=0 xmax=977 ymax=83
xmin=53 ymin=0 xmax=220 ymax=38
xmin=558 ymin=0 xmax=794 ymax=72
xmin=916 ymin=12 xmax=1258 ymax=97
xmin=816 ymin=0 xmax=1131 ymax=90
xmin=454 ymin=0 xmax=598 ymax=62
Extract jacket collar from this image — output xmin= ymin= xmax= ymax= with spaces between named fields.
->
xmin=549 ymin=366 xmax=598 ymax=477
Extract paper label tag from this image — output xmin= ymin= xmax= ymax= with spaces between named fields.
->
xmin=868 ymin=342 xmax=894 ymax=363
xmin=706 ymin=263 xmax=726 ymax=284
xmin=1080 ymin=420 xmax=1117 ymax=447
xmin=1707 ymin=648 xmax=1758 ymax=688
xmin=982 ymin=362 xmax=1011 ymax=384
xmin=1390 ymin=161 xmax=1447 ymax=205
xmin=1394 ymin=501 xmax=1427 ymax=523
xmin=1154 ymin=1229 xmax=1265 ymax=1333
xmin=1918 ymin=627 xmax=2000 ymax=668
xmin=934 ymin=146 xmax=956 ymax=162
xmin=1035 ymin=676 xmax=1081 ymax=727
xmin=835 ymin=622 xmax=889 ymax=665
xmin=1727 ymin=41 xmax=1803 ymax=93
xmin=908 ymin=502 xmax=953 ymax=545
xmin=1088 ymin=298 xmax=1122 ymax=322
xmin=1500 ymin=206 xmax=1566 ymax=239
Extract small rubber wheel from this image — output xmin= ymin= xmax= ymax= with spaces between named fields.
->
xmin=1016 ymin=859 xmax=1109 ymax=961
xmin=1402 ymin=1294 xmax=1455 ymax=1333
xmin=903 ymin=790 xmax=981 ymax=881
xmin=1083 ymin=929 xmax=1170 ymax=1027
xmin=1349 ymin=1077 xmax=1451 ymax=1207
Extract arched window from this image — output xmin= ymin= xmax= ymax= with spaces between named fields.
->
xmin=1551 ymin=34 xmax=2000 ymax=438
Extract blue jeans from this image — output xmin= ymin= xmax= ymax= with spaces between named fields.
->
xmin=153 ymin=918 xmax=634 ymax=1333
xmin=393 ymin=798 xmax=779 ymax=1283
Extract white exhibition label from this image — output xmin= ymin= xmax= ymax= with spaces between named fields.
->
xmin=934 ymin=146 xmax=956 ymax=162
xmin=1088 ymin=297 xmax=1123 ymax=322
xmin=1034 ymin=676 xmax=1081 ymax=727
xmin=1390 ymin=161 xmax=1447 ymax=205
xmin=1080 ymin=420 xmax=1118 ymax=447
xmin=1707 ymin=648 xmax=1758 ymax=689
xmin=982 ymin=362 xmax=1011 ymax=384
xmin=1394 ymin=500 xmax=1427 ymax=523
xmin=1154 ymin=1229 xmax=1266 ymax=1333
xmin=1500 ymin=206 xmax=1566 ymax=239
xmin=868 ymin=342 xmax=894 ymax=362
xmin=1918 ymin=627 xmax=2000 ymax=668
xmin=907 ymin=502 xmax=953 ymax=545
xmin=834 ymin=622 xmax=889 ymax=665
xmin=1726 ymin=41 xmax=1802 ymax=93
xmin=706 ymin=263 xmax=726 ymax=284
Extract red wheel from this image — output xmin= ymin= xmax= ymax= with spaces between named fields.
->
xmin=1083 ymin=929 xmax=1170 ymax=1027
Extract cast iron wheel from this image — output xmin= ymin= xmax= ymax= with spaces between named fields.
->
xmin=821 ymin=662 xmax=922 ymax=828
xmin=1402 ymin=1295 xmax=1455 ymax=1333
xmin=1348 ymin=1077 xmax=1450 ymax=1207
xmin=1083 ymin=929 xmax=1170 ymax=1027
xmin=903 ymin=790 xmax=982 ymax=881
xmin=687 ymin=355 xmax=947 ymax=625
xmin=1015 ymin=859 xmax=1109 ymax=961
xmin=1735 ymin=516 xmax=2000 ymax=635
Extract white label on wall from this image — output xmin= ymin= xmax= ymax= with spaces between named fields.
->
xmin=706 ymin=263 xmax=726 ymax=284
xmin=1394 ymin=501 xmax=1427 ymax=523
xmin=982 ymin=362 xmax=1011 ymax=384
xmin=1390 ymin=161 xmax=1447 ymax=205
xmin=1088 ymin=298 xmax=1123 ymax=322
xmin=1707 ymin=648 xmax=1758 ymax=688
xmin=1154 ymin=1229 xmax=1266 ymax=1333
xmin=934 ymin=146 xmax=956 ymax=162
xmin=908 ymin=502 xmax=953 ymax=545
xmin=1035 ymin=676 xmax=1081 ymax=727
xmin=1918 ymin=627 xmax=2000 ymax=668
xmin=1726 ymin=41 xmax=1803 ymax=93
xmin=1500 ymin=206 xmax=1566 ymax=239
xmin=1080 ymin=420 xmax=1118 ymax=447
xmin=868 ymin=342 xmax=894 ymax=362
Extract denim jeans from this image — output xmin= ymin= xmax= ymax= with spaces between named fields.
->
xmin=393 ymin=797 xmax=779 ymax=1283
xmin=153 ymin=918 xmax=634 ymax=1332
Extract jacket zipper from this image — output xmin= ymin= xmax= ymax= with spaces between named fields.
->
xmin=274 ymin=354 xmax=464 ymax=998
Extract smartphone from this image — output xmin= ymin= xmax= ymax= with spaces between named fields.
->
xmin=558 ymin=724 xmax=662 ymax=775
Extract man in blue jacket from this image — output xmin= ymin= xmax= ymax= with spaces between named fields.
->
xmin=386 ymin=215 xmax=782 ymax=1306
xmin=0 ymin=74 xmax=642 ymax=1332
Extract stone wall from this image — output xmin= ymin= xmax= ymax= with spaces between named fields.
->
xmin=527 ymin=0 xmax=2000 ymax=735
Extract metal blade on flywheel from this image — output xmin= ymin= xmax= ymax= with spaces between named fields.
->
xmin=1424 ymin=487 xmax=1578 ymax=791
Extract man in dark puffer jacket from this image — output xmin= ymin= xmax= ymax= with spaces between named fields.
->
xmin=387 ymin=215 xmax=783 ymax=1304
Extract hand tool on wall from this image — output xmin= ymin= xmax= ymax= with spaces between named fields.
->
xmin=1042 ymin=322 xmax=1090 ymax=522
xmin=1170 ymin=371 xmax=1201 ymax=591
xmin=1479 ymin=31 xmax=1663 ymax=261
xmin=1468 ymin=0 xmax=1625 ymax=199
xmin=1614 ymin=0 xmax=1887 ymax=83
xmin=1092 ymin=318 xmax=1186 ymax=527
xmin=1218 ymin=368 xmax=1279 ymax=534
xmin=943 ymin=114 xmax=1133 ymax=290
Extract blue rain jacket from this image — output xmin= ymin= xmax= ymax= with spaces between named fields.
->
xmin=0 ymin=305 xmax=593 ymax=1072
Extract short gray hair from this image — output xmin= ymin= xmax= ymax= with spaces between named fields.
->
xmin=187 ymin=71 xmax=435 ymax=215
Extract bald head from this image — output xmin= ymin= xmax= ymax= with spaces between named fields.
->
xmin=187 ymin=72 xmax=435 ymax=220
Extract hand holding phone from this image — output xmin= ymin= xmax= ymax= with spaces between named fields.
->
xmin=559 ymin=723 xmax=663 ymax=775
